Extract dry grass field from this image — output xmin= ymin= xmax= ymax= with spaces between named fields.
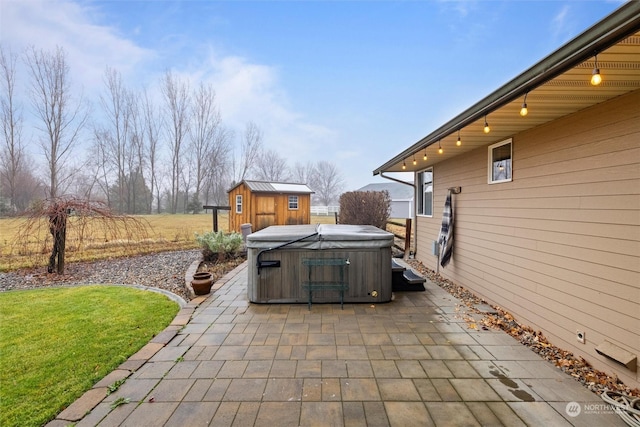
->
xmin=0 ymin=213 xmax=339 ymax=272
xmin=0 ymin=213 xmax=222 ymax=272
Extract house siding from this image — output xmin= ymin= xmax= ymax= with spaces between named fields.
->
xmin=415 ymin=89 xmax=640 ymax=388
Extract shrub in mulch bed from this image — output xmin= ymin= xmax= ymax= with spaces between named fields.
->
xmin=195 ymin=231 xmax=244 ymax=263
xmin=406 ymin=259 xmax=640 ymax=398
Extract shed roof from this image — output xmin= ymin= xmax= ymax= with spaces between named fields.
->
xmin=228 ymin=180 xmax=314 ymax=194
xmin=357 ymin=182 xmax=414 ymax=200
xmin=373 ymin=2 xmax=640 ymax=175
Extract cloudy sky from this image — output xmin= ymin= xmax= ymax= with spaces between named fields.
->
xmin=1 ymin=0 xmax=623 ymax=191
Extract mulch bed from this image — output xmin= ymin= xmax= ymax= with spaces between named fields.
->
xmin=196 ymin=254 xmax=246 ymax=281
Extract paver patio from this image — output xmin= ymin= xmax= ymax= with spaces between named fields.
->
xmin=49 ymin=262 xmax=626 ymax=426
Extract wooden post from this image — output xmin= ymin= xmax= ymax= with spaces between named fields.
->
xmin=404 ymin=218 xmax=412 ymax=258
xmin=203 ymin=205 xmax=231 ymax=232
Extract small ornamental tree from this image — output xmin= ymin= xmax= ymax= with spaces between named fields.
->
xmin=13 ymin=196 xmax=149 ymax=274
xmin=338 ymin=190 xmax=391 ymax=229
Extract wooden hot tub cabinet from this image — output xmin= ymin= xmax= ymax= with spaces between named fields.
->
xmin=246 ymin=224 xmax=393 ymax=304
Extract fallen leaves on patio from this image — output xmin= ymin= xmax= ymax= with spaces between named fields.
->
xmin=406 ymin=259 xmax=640 ymax=398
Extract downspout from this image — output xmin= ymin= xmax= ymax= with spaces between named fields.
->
xmin=380 ymin=172 xmax=417 ymax=257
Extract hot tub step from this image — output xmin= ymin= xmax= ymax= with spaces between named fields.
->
xmin=391 ymin=259 xmax=406 ymax=272
xmin=403 ymin=270 xmax=425 ymax=285
xmin=392 ymin=268 xmax=425 ymax=292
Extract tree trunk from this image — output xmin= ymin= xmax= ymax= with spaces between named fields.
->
xmin=56 ymin=214 xmax=67 ymax=274
xmin=47 ymin=209 xmax=68 ymax=274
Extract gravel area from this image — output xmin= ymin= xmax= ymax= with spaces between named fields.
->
xmin=0 ymin=250 xmax=201 ymax=301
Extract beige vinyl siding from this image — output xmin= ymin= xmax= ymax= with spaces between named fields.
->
xmin=415 ymin=89 xmax=640 ymax=388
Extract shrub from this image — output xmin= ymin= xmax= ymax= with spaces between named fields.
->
xmin=338 ymin=190 xmax=391 ymax=229
xmin=195 ymin=230 xmax=243 ymax=261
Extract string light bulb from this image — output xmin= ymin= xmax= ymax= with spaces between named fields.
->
xmin=423 ymin=149 xmax=427 ymax=161
xmin=402 ymin=160 xmax=406 ymax=170
xmin=438 ymin=140 xmax=443 ymax=154
xmin=483 ymin=115 xmax=490 ymax=133
xmin=520 ymin=93 xmax=528 ymax=116
xmin=456 ymin=130 xmax=461 ymax=146
xmin=412 ymin=155 xmax=417 ymax=166
xmin=591 ymin=54 xmax=602 ymax=86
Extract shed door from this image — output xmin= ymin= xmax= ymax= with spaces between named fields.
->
xmin=255 ymin=196 xmax=276 ymax=230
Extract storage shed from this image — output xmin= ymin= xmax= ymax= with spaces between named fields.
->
xmin=228 ymin=180 xmax=314 ymax=232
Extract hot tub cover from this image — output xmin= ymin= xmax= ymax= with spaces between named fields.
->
xmin=246 ymin=224 xmax=393 ymax=250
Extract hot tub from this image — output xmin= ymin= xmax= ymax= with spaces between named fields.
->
xmin=246 ymin=224 xmax=393 ymax=304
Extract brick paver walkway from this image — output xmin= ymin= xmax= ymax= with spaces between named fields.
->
xmin=48 ymin=262 xmax=625 ymax=426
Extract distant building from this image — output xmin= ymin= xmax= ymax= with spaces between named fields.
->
xmin=357 ymin=182 xmax=414 ymax=219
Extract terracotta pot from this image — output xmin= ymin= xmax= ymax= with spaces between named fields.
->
xmin=191 ymin=272 xmax=213 ymax=295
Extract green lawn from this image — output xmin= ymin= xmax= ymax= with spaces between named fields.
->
xmin=0 ymin=286 xmax=180 ymax=427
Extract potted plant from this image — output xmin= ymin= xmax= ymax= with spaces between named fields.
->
xmin=191 ymin=271 xmax=213 ymax=295
xmin=192 ymin=231 xmax=244 ymax=296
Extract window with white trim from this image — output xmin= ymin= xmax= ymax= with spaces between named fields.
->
xmin=417 ymin=168 xmax=433 ymax=216
xmin=488 ymin=139 xmax=512 ymax=184
xmin=288 ymin=195 xmax=299 ymax=210
xmin=235 ymin=195 xmax=242 ymax=213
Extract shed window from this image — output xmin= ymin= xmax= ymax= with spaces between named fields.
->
xmin=417 ymin=168 xmax=433 ymax=216
xmin=288 ymin=195 xmax=299 ymax=210
xmin=488 ymin=139 xmax=512 ymax=183
xmin=235 ymin=195 xmax=242 ymax=213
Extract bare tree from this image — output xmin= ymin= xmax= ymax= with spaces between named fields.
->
xmin=142 ymin=88 xmax=162 ymax=213
xmin=88 ymin=128 xmax=115 ymax=205
xmin=291 ymin=160 xmax=316 ymax=184
xmin=11 ymin=164 xmax=43 ymax=211
xmin=189 ymin=82 xmax=230 ymax=211
xmin=97 ymin=66 xmax=134 ymax=213
xmin=0 ymin=45 xmax=25 ymax=212
xmin=128 ymin=91 xmax=148 ymax=214
xmin=201 ymin=124 xmax=234 ymax=206
xmin=232 ymin=121 xmax=263 ymax=184
xmin=24 ymin=45 xmax=88 ymax=199
xmin=309 ymin=160 xmax=345 ymax=205
xmin=180 ymin=148 xmax=195 ymax=212
xmin=69 ymin=168 xmax=99 ymax=201
xmin=161 ymin=70 xmax=190 ymax=214
xmin=254 ymin=148 xmax=290 ymax=182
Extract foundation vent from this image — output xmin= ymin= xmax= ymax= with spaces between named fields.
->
xmin=595 ymin=341 xmax=637 ymax=372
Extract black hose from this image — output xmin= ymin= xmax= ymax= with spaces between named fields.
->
xmin=256 ymin=231 xmax=319 ymax=274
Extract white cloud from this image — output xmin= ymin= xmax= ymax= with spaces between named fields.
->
xmin=551 ymin=5 xmax=571 ymax=42
xmin=438 ymin=0 xmax=478 ymax=18
xmin=1 ymin=0 xmax=154 ymax=93
xmin=178 ymin=48 xmax=338 ymax=165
